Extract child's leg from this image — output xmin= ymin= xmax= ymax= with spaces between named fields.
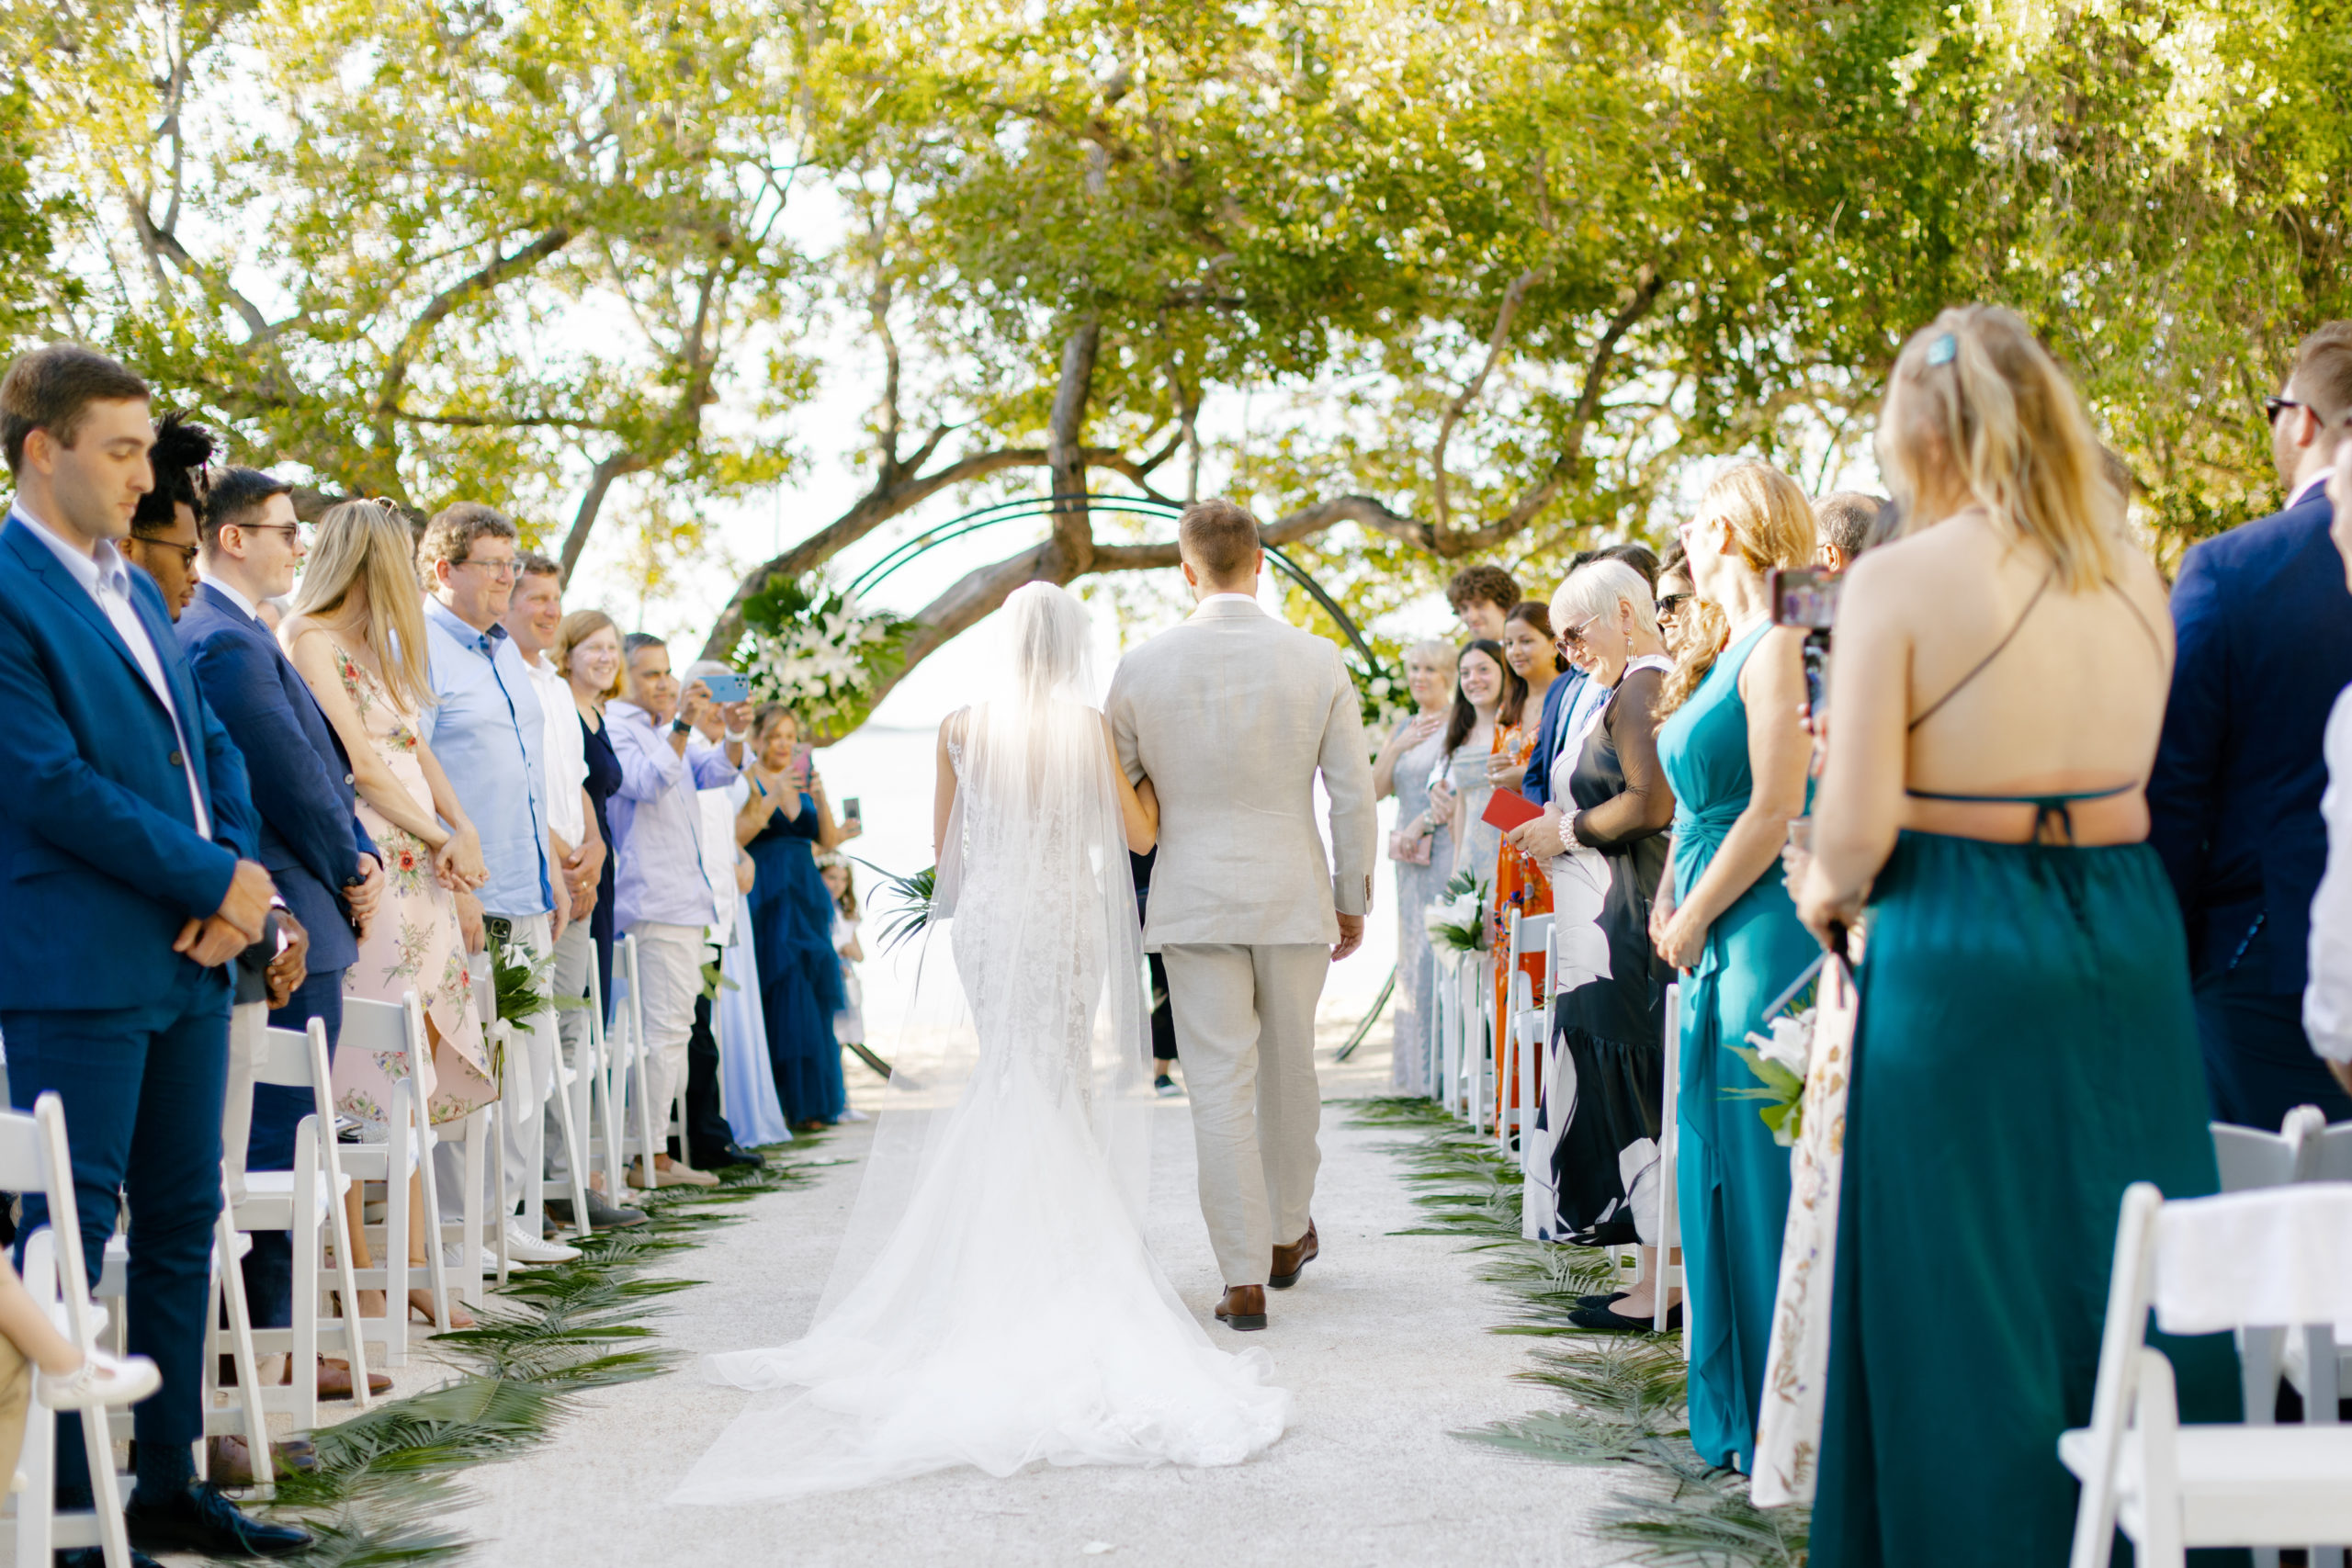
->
xmin=0 ymin=1258 xmax=84 ymax=1376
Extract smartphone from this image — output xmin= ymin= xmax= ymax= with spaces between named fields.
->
xmin=842 ymin=796 xmax=862 ymax=827
xmin=699 ymin=671 xmax=752 ymax=704
xmin=1770 ymin=566 xmax=1841 ymax=630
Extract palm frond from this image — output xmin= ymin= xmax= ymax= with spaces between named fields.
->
xmin=854 ymin=858 xmax=935 ymax=951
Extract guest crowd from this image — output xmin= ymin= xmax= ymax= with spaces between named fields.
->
xmin=1378 ymin=308 xmax=2352 ymax=1567
xmin=5 ymin=298 xmax=2352 ymax=1567
xmin=0 ymin=341 xmax=876 ymax=1563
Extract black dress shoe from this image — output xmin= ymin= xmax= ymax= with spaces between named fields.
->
xmin=545 ymin=1192 xmax=648 ymax=1230
xmin=1566 ymin=1301 xmax=1682 ymax=1334
xmin=126 ymin=1481 xmax=313 ymax=1558
xmin=694 ymin=1143 xmax=763 ymax=1170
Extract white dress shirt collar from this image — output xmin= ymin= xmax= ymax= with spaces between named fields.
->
xmin=2290 ymin=472 xmax=2333 ymax=513
xmin=206 ymin=576 xmax=261 ymax=623
xmin=12 ymin=501 xmax=130 ymax=596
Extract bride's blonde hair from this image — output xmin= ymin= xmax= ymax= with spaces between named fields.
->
xmin=291 ymin=500 xmax=435 ymax=713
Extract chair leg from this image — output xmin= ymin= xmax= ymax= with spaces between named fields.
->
xmin=324 ymin=1175 xmax=370 ymax=1413
xmin=79 ymin=1403 xmax=131 ymax=1568
xmin=290 ymin=1154 xmax=320 ymax=1433
xmin=459 ymin=1110 xmax=487 ymax=1308
xmin=213 ymin=1213 xmax=271 ymax=1490
xmin=382 ymin=1150 xmax=408 ymax=1369
xmin=416 ymin=1115 xmax=455 ymax=1334
xmin=548 ymin=1053 xmax=593 ymax=1241
xmin=491 ymin=1108 xmax=512 ymax=1286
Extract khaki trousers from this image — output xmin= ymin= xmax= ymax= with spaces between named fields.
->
xmin=1159 ymin=942 xmax=1329 ymax=1288
xmin=0 ymin=1336 xmax=26 ymax=1492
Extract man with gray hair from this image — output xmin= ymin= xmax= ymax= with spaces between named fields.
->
xmin=1107 ymin=498 xmax=1377 ymax=1333
xmin=416 ymin=503 xmax=580 ymax=1262
xmin=1813 ymin=491 xmax=1883 ymax=574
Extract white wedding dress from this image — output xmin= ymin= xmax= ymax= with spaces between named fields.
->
xmin=671 ymin=583 xmax=1288 ymax=1504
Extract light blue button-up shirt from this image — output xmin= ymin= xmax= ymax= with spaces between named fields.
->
xmin=605 ymin=700 xmax=740 ymax=932
xmin=420 ymin=597 xmax=550 ymax=919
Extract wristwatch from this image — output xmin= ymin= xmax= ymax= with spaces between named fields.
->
xmin=671 ymin=716 xmax=694 ymax=736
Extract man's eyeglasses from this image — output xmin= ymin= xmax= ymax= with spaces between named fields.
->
xmin=454 ymin=557 xmax=519 ymax=581
xmin=237 ymin=523 xmax=303 ymax=546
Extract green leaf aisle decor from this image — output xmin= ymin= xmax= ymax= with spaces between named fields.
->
xmin=856 ymin=859 xmax=937 ymax=953
xmin=232 ymin=1139 xmax=832 ymax=1565
xmin=1347 ymin=1099 xmax=1807 ymax=1567
xmin=732 ymin=573 xmax=910 ymax=742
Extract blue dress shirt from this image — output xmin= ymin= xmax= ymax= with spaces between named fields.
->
xmin=420 ymin=598 xmax=550 ymax=919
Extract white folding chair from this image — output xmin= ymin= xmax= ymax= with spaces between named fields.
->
xmin=2 ymin=1094 xmax=135 ymax=1568
xmin=608 ymin=935 xmax=662 ymax=1189
xmin=1651 ymin=982 xmax=1686 ymax=1339
xmin=199 ymin=1003 xmax=275 ymax=1485
xmin=221 ymin=1018 xmax=370 ymax=1431
xmin=334 ymin=993 xmax=458 ymax=1366
xmin=2063 ymin=1181 xmax=2352 ymax=1568
xmin=579 ymin=953 xmax=627 ymax=1201
xmin=465 ymin=972 xmax=514 ymax=1293
xmin=1498 ymin=910 xmax=1552 ymax=1156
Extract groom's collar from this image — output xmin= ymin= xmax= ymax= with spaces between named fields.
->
xmin=1188 ymin=593 xmax=1263 ymax=621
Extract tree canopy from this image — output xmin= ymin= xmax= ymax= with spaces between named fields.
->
xmin=8 ymin=0 xmax=2347 ymax=712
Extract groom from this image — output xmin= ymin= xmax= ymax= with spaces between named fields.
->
xmin=1108 ymin=499 xmax=1378 ymax=1331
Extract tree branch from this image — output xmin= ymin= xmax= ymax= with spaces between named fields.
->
xmin=1431 ymin=266 xmax=1544 ymax=528
xmin=1044 ymin=315 xmax=1101 ymax=575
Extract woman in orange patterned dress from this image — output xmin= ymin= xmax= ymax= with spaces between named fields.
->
xmin=1490 ymin=600 xmax=1566 ymax=1128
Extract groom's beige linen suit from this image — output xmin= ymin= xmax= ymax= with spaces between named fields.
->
xmin=1108 ymin=593 xmax=1378 ymax=1288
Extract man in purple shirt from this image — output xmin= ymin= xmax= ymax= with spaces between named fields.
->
xmin=607 ymin=632 xmax=739 ymax=1189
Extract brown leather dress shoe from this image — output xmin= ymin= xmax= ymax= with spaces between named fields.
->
xmin=1270 ymin=1219 xmax=1318 ymax=1289
xmin=1215 ymin=1285 xmax=1267 ymax=1331
xmin=311 ymin=1359 xmax=392 ymax=1399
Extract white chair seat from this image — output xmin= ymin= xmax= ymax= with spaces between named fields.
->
xmin=235 ymin=1168 xmax=351 ymax=1222
xmin=2064 ymin=1424 xmax=2352 ymax=1543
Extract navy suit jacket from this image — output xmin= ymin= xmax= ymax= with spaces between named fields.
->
xmin=0 ymin=515 xmax=260 ymax=1011
xmin=1521 ymin=670 xmax=1585 ymax=807
xmin=176 ymin=581 xmax=375 ymax=976
xmin=2148 ymin=486 xmax=2352 ymax=993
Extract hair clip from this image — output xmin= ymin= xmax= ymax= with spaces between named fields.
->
xmin=1926 ymin=332 xmax=1958 ymax=367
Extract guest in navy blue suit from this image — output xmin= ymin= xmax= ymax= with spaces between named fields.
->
xmin=179 ymin=465 xmax=388 ymax=1375
xmin=0 ymin=344 xmax=311 ymax=1561
xmin=2150 ymin=320 xmax=2352 ymax=1130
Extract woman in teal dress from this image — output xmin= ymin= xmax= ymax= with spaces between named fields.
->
xmin=1796 ymin=307 xmax=2238 ymax=1567
xmin=1648 ymin=463 xmax=1819 ymax=1467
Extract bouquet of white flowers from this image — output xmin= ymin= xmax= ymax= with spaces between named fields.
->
xmin=1423 ymin=868 xmax=1488 ymax=953
xmin=1726 ymin=953 xmax=1827 ymax=1145
xmin=731 ymin=572 xmax=910 ymax=741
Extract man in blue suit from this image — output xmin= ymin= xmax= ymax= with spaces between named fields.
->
xmin=178 ymin=465 xmax=386 ymax=1390
xmin=0 ymin=344 xmax=311 ymax=1562
xmin=2150 ymin=321 xmax=2352 ymax=1131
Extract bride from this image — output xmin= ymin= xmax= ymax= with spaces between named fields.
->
xmin=671 ymin=582 xmax=1290 ymax=1503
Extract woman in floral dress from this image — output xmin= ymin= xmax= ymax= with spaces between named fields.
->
xmin=282 ymin=500 xmax=499 ymax=1324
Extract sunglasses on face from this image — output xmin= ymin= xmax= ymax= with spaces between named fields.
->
xmin=1553 ymin=615 xmax=1602 ymax=655
xmin=2267 ymin=397 xmax=2306 ymax=427
xmin=1656 ymin=592 xmax=1692 ymax=618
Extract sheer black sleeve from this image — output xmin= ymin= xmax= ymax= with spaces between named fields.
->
xmin=1569 ymin=667 xmax=1676 ymax=850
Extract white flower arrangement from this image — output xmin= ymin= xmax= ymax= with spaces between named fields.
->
xmin=734 ymin=575 xmax=909 ymax=741
xmin=1733 ymin=1006 xmax=1815 ymax=1146
xmin=1423 ymin=868 xmax=1489 ymax=953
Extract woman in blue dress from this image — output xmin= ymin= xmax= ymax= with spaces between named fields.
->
xmin=1795 ymin=307 xmax=2235 ymax=1567
xmin=739 ymin=705 xmax=849 ymax=1128
xmin=1649 ymin=462 xmax=1818 ymax=1469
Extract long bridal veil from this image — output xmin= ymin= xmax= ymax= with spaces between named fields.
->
xmin=671 ymin=582 xmax=1287 ymax=1505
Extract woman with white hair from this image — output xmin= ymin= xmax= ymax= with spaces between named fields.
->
xmin=1503 ymin=558 xmax=1677 ymax=1268
xmin=1378 ymin=638 xmax=1456 ymax=1094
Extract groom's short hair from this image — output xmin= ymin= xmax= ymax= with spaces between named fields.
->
xmin=1178 ymin=498 xmax=1261 ymax=583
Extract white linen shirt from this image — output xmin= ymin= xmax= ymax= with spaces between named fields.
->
xmin=526 ymin=652 xmax=588 ymax=845
xmin=13 ymin=503 xmax=210 ymax=838
xmin=2304 ymin=684 xmax=2352 ymax=1064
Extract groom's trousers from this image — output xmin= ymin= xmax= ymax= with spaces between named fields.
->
xmin=1159 ymin=942 xmax=1328 ymax=1288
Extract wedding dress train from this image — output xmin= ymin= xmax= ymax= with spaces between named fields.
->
xmin=671 ymin=583 xmax=1287 ymax=1504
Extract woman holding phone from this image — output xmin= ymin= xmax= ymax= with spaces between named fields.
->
xmin=739 ymin=705 xmax=851 ymax=1128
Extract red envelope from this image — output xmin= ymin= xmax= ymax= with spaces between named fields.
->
xmin=1480 ymin=788 xmax=1544 ymax=832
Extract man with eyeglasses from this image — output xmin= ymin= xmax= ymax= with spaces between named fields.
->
xmin=2150 ymin=320 xmax=2352 ymax=1130
xmin=120 ymin=411 xmax=214 ymax=619
xmin=178 ymin=463 xmax=390 ymax=1412
xmin=416 ymin=502 xmax=582 ymax=1266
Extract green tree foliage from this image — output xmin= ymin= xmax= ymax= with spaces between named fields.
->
xmin=8 ymin=1 xmax=2347 ymax=709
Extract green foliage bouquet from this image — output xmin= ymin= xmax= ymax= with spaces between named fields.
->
xmin=1728 ymin=962 xmax=1823 ymax=1146
xmin=1423 ymin=868 xmax=1489 ymax=953
xmin=734 ymin=573 xmax=910 ymax=742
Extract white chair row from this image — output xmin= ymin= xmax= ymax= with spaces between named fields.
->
xmin=2064 ymin=1179 xmax=2352 ymax=1568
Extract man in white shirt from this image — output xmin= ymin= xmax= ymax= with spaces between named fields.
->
xmin=2303 ymin=433 xmax=2352 ymax=1099
xmin=500 ymin=554 xmax=643 ymax=1230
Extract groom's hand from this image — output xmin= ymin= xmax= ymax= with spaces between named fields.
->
xmin=1332 ymin=912 xmax=1365 ymax=962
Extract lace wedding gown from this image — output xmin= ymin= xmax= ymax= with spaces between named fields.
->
xmin=671 ymin=583 xmax=1288 ymax=1504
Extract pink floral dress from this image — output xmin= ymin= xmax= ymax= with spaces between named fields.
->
xmin=331 ymin=648 xmax=497 ymax=1128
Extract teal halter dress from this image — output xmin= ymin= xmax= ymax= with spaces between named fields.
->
xmin=1655 ymin=623 xmax=1816 ymax=1471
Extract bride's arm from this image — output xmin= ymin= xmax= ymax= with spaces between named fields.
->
xmin=1100 ymin=714 xmax=1159 ymax=852
xmin=933 ymin=711 xmax=963 ymax=860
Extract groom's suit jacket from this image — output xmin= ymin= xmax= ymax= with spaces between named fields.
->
xmin=1107 ymin=595 xmax=1377 ymax=952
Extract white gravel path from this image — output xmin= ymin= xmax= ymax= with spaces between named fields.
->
xmin=424 ymin=1029 xmax=1630 ymax=1567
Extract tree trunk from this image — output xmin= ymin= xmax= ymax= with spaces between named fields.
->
xmin=1044 ymin=315 xmax=1101 ymax=578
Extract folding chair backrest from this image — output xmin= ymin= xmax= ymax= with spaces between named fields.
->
xmin=2307 ymin=1121 xmax=2352 ymax=1183
xmin=2212 ymin=1120 xmax=2308 ymax=1191
xmin=472 ymin=970 xmax=496 ymax=1031
xmin=0 ymin=1105 xmax=51 ymax=1195
xmin=2150 ymin=1183 xmax=2352 ymax=1337
xmin=254 ymin=1021 xmax=325 ymax=1090
xmin=0 ymin=1095 xmax=99 ymax=1344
